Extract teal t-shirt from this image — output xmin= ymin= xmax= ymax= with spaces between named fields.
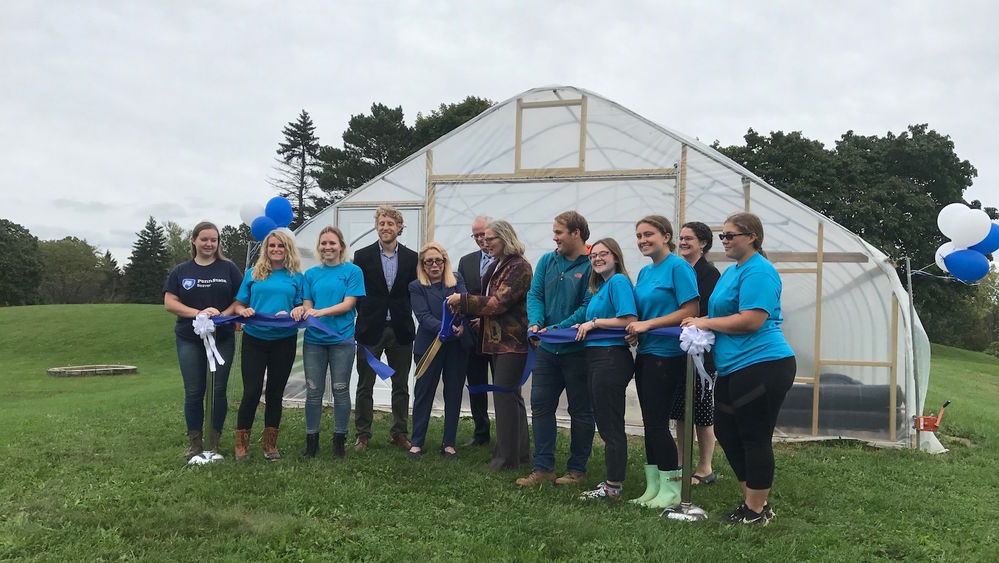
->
xmin=634 ymin=253 xmax=699 ymax=358
xmin=235 ymin=267 xmax=304 ymax=340
xmin=708 ymin=253 xmax=794 ymax=376
xmin=302 ymin=262 xmax=366 ymax=345
xmin=583 ymin=273 xmax=636 ymax=348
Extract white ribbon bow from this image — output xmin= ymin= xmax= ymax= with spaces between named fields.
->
xmin=192 ymin=313 xmax=225 ymax=372
xmin=679 ymin=326 xmax=715 ymax=398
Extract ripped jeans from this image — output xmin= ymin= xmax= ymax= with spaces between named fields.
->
xmin=303 ymin=342 xmax=355 ymax=435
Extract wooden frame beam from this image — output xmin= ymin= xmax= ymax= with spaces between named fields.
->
xmin=678 ymin=145 xmax=688 ymax=227
xmin=429 ymin=168 xmax=677 ymax=183
xmin=812 ymin=222 xmax=824 ymax=435
xmin=889 ymin=294 xmax=899 ymax=441
xmin=707 ymin=251 xmax=869 ymax=263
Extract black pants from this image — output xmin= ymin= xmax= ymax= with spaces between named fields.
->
xmin=237 ymin=333 xmax=298 ymax=429
xmin=354 ymin=325 xmax=413 ymax=440
xmin=714 ymin=356 xmax=796 ymax=490
xmin=586 ymin=346 xmax=634 ymax=483
xmin=635 ymin=354 xmax=686 ymax=470
xmin=465 ymin=349 xmax=492 ymax=442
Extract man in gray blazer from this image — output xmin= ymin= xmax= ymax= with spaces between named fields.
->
xmin=455 ymin=215 xmax=494 ymax=445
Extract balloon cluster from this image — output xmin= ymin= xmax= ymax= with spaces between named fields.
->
xmin=239 ymin=197 xmax=295 ymax=241
xmin=935 ymin=203 xmax=998 ymax=282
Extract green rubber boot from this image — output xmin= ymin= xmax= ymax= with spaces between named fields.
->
xmin=645 ymin=469 xmax=682 ymax=509
xmin=630 ymin=465 xmax=660 ymax=504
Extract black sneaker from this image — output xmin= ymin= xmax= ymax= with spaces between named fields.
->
xmin=724 ymin=503 xmax=773 ymax=525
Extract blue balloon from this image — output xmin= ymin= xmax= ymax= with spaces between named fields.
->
xmin=969 ymin=222 xmax=999 ymax=254
xmin=250 ymin=216 xmax=277 ymax=241
xmin=943 ymin=249 xmax=990 ymax=282
xmin=265 ymin=197 xmax=294 ymax=228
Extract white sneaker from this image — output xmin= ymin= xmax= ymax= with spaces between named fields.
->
xmin=579 ymin=481 xmax=621 ymax=500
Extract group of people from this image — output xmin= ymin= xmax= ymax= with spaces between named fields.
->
xmin=164 ymin=205 xmax=795 ymax=525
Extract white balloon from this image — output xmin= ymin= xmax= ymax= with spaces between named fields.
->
xmin=935 ymin=241 xmax=956 ymax=272
xmin=937 ymin=202 xmax=968 ymax=239
xmin=949 ymin=208 xmax=992 ymax=248
xmin=239 ymin=202 xmax=266 ymax=227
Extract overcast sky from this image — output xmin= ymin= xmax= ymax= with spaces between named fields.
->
xmin=2 ymin=1 xmax=996 ymax=263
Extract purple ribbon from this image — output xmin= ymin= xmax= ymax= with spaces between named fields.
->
xmin=214 ymin=314 xmax=396 ymax=380
xmin=467 ymin=326 xmax=682 ymax=394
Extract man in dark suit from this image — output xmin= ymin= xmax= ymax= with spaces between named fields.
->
xmin=456 ymin=215 xmax=494 ymax=446
xmin=353 ymin=205 xmax=419 ymax=452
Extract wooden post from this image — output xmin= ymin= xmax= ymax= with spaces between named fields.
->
xmin=742 ymin=177 xmax=751 ymax=211
xmin=514 ymin=98 xmax=523 ymax=172
xmin=578 ymin=96 xmax=588 ymax=170
xmin=678 ymin=145 xmax=687 ymax=227
xmin=811 ymin=222 xmax=825 ymax=435
xmin=425 ymin=150 xmax=435 ymax=243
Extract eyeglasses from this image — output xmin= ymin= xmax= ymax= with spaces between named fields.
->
xmin=718 ymin=232 xmax=751 ymax=241
xmin=481 ymin=236 xmax=500 ymax=243
xmin=470 ymin=233 xmax=486 ymax=240
xmin=590 ymin=251 xmax=613 ymax=261
xmin=422 ymin=258 xmax=445 ymax=266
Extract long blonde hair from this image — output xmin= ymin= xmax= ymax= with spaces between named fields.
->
xmin=252 ymin=230 xmax=302 ymax=280
xmin=417 ymin=242 xmax=457 ymax=288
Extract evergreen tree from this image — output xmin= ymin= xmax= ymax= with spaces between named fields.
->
xmin=411 ymin=96 xmax=493 ymax=150
xmin=314 ymin=103 xmax=413 ymax=207
xmin=96 ymin=250 xmax=123 ymax=303
xmin=270 ymin=110 xmax=321 ymax=228
xmin=125 ymin=216 xmax=170 ymax=304
xmin=0 ymin=219 xmax=41 ymax=305
xmin=162 ymin=220 xmax=191 ymax=268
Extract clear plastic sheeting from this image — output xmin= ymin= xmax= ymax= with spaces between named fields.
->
xmin=289 ymin=85 xmax=930 ymax=448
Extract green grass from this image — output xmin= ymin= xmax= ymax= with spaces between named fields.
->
xmin=1 ymin=305 xmax=997 ymax=561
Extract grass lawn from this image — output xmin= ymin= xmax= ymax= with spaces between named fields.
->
xmin=1 ymin=304 xmax=997 ymax=561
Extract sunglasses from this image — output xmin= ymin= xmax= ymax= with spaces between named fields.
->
xmin=422 ymin=258 xmax=445 ymax=266
xmin=718 ymin=232 xmax=751 ymax=241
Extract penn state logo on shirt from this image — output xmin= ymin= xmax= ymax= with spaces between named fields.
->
xmin=182 ymin=278 xmax=196 ymax=290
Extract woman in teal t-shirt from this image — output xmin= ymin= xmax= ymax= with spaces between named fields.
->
xmin=682 ymin=212 xmax=795 ymax=526
xmin=300 ymin=226 xmax=365 ymax=459
xmin=574 ymin=238 xmax=637 ymax=501
xmin=232 ymin=229 xmax=305 ymax=462
xmin=624 ymin=215 xmax=700 ymax=509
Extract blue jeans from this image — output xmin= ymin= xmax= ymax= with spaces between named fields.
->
xmin=303 ymin=342 xmax=355 ymax=435
xmin=176 ymin=333 xmax=234 ymax=433
xmin=411 ymin=341 xmax=468 ymax=448
xmin=529 ymin=348 xmax=594 ymax=473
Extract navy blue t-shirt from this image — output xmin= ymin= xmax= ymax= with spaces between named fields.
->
xmin=164 ymin=258 xmax=243 ymax=340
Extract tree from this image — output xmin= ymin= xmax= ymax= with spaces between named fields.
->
xmin=38 ymin=237 xmax=102 ymax=304
xmin=220 ymin=223 xmax=253 ymax=271
xmin=314 ymin=103 xmax=413 ymax=207
xmin=0 ymin=219 xmax=41 ymax=306
xmin=125 ymin=216 xmax=170 ymax=304
xmin=714 ymin=125 xmax=994 ymax=349
xmin=162 ymin=220 xmax=191 ymax=268
xmin=96 ymin=250 xmax=123 ymax=303
xmin=269 ymin=110 xmax=322 ymax=228
xmin=411 ymin=96 xmax=493 ymax=150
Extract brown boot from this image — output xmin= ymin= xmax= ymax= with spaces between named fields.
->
xmin=234 ymin=429 xmax=251 ymax=461
xmin=185 ymin=430 xmax=203 ymax=460
xmin=263 ymin=427 xmax=281 ymax=460
xmin=206 ymin=429 xmax=222 ymax=453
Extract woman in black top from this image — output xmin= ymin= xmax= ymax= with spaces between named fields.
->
xmin=163 ymin=221 xmax=243 ymax=460
xmin=672 ymin=221 xmax=721 ymax=484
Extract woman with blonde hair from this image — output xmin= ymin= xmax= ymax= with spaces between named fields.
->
xmin=300 ymin=226 xmax=364 ymax=459
xmin=447 ymin=220 xmax=533 ymax=470
xmin=682 ymin=212 xmax=795 ymax=525
xmin=407 ymin=242 xmax=469 ymax=459
xmin=232 ymin=229 xmax=305 ymax=461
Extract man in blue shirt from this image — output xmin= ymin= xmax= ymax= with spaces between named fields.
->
xmin=516 ymin=211 xmax=594 ymax=487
